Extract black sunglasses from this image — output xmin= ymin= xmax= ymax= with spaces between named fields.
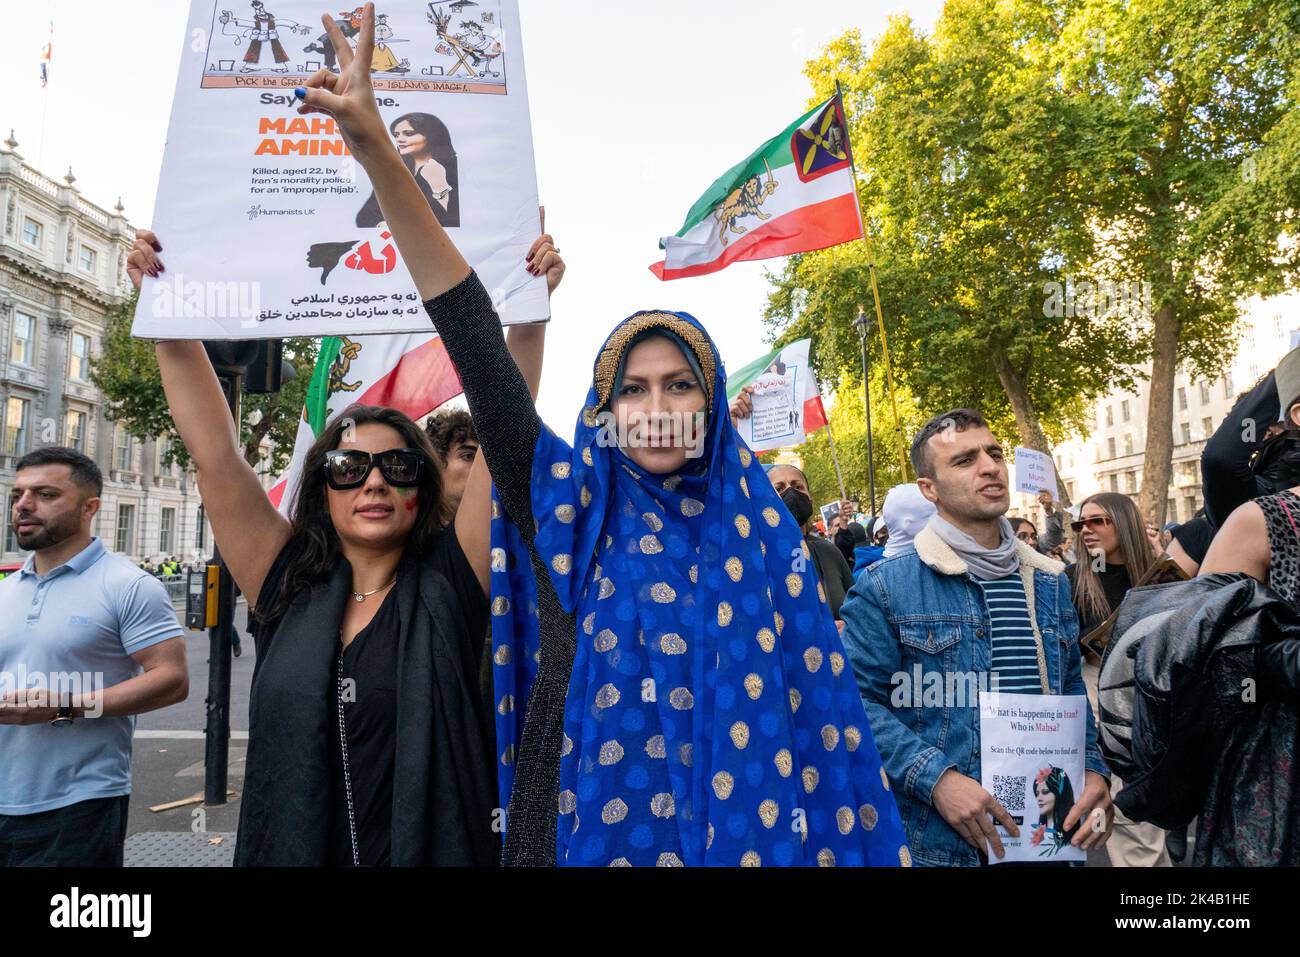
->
xmin=323 ymin=448 xmax=426 ymax=490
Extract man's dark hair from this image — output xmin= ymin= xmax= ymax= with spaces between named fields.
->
xmin=425 ymin=409 xmax=478 ymax=464
xmin=909 ymin=409 xmax=989 ymax=479
xmin=15 ymin=446 xmax=103 ymax=497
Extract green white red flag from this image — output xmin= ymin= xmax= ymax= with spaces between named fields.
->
xmin=268 ymin=333 xmax=462 ymax=514
xmin=726 ymin=338 xmax=827 ymax=453
xmin=651 ymin=93 xmax=862 ymax=281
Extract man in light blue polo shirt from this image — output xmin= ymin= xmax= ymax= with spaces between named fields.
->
xmin=0 ymin=447 xmax=188 ymax=866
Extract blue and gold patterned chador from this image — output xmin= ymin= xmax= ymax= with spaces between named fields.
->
xmin=489 ymin=309 xmax=910 ymax=866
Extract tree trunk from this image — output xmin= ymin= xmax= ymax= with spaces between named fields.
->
xmin=991 ymin=346 xmax=1073 ymax=507
xmin=1139 ymin=299 xmax=1181 ymax=527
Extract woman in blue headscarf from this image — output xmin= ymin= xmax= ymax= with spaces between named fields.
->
xmin=295 ymin=7 xmax=908 ymax=865
xmin=488 ymin=315 xmax=910 ymax=866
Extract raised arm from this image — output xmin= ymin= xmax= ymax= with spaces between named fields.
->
xmin=454 ymin=227 xmax=562 ymax=593
xmin=297 ymin=5 xmax=545 ymax=535
xmin=127 ymin=231 xmax=291 ymax=606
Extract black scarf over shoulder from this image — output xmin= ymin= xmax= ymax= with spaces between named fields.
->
xmin=234 ymin=544 xmax=498 ymax=866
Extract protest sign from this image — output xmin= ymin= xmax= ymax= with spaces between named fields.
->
xmin=726 ymin=338 xmax=827 ymax=453
xmin=133 ymin=0 xmax=547 ymax=340
xmin=979 ymin=692 xmax=1088 ymax=864
xmin=1013 ymin=446 xmax=1056 ymax=495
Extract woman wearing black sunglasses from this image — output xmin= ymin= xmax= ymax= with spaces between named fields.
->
xmin=126 ymin=228 xmax=562 ymax=865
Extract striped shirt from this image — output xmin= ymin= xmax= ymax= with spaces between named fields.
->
xmin=976 ymin=574 xmax=1042 ymax=693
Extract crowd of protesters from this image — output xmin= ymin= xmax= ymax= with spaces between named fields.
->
xmin=4 ymin=6 xmax=1299 ymax=869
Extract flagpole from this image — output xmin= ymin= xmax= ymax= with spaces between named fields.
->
xmin=836 ymin=80 xmax=911 ymax=483
xmin=824 ymin=421 xmax=848 ymax=502
xmin=852 ymin=305 xmax=878 ymax=516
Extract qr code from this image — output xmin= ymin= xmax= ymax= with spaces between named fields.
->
xmin=992 ymin=775 xmax=1026 ymax=811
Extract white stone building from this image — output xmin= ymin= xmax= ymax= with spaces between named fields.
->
xmin=0 ymin=134 xmax=212 ymax=567
xmin=1043 ymin=287 xmax=1300 ymax=523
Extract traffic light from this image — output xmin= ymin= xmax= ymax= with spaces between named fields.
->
xmin=203 ymin=340 xmax=287 ymax=394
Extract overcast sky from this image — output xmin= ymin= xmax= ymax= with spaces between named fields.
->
xmin=2 ymin=0 xmax=943 ymax=432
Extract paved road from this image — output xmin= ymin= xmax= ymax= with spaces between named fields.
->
xmin=126 ymin=601 xmax=253 ymax=862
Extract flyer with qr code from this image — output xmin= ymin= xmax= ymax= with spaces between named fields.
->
xmin=979 ymin=692 xmax=1088 ymax=864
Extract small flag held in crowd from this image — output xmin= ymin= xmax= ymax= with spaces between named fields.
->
xmin=651 ymin=93 xmax=862 ymax=281
xmin=39 ymin=22 xmax=53 ymax=87
xmin=726 ymin=338 xmax=827 ymax=453
xmin=268 ymin=333 xmax=463 ymax=514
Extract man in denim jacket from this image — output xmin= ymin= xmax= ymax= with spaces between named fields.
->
xmin=840 ymin=409 xmax=1113 ymax=866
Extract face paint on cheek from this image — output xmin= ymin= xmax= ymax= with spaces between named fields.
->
xmin=398 ymin=487 xmax=419 ymax=513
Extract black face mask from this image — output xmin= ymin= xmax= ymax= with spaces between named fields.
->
xmin=779 ymin=486 xmax=814 ymax=527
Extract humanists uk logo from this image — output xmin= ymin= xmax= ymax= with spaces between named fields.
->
xmin=49 ymin=888 xmax=151 ymax=938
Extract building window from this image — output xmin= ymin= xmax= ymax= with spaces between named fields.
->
xmin=1124 ymin=433 xmax=1134 ymax=455
xmin=1249 ymin=363 xmax=1259 ymax=382
xmin=4 ymin=397 xmax=30 ymax=457
xmin=10 ymin=312 xmax=34 ymax=365
xmin=1199 ymin=381 xmax=1211 ymax=405
xmin=1126 ymin=472 xmax=1138 ymax=493
xmin=115 ymin=504 xmax=135 ymax=555
xmin=1167 ymin=499 xmax=1178 ymax=523
xmin=158 ymin=438 xmax=181 ymax=477
xmin=21 ymin=218 xmax=42 ymax=248
xmin=3 ymin=505 xmax=18 ymax=554
xmin=1109 ymin=474 xmax=1120 ymax=493
xmin=159 ymin=507 xmax=175 ymax=554
xmin=196 ymin=506 xmax=206 ymax=553
xmin=1121 ymin=400 xmax=1130 ymax=422
xmin=1107 ymin=437 xmax=1117 ymax=459
xmin=1180 ymin=422 xmax=1192 ymax=444
xmin=1177 ymin=387 xmax=1187 ymax=410
xmin=1105 ymin=406 xmax=1114 ymax=427
xmin=70 ymin=332 xmax=91 ymax=380
xmin=1203 ymin=416 xmax=1214 ymax=437
xmin=78 ymin=246 xmax=97 ymax=273
xmin=1223 ymin=374 xmax=1235 ymax=398
xmin=65 ymin=410 xmax=87 ymax=452
xmin=1066 ymin=481 xmax=1075 ymax=501
xmin=114 ymin=429 xmax=135 ymax=472
xmin=1185 ymin=496 xmax=1198 ymax=519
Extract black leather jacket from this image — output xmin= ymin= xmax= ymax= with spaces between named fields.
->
xmin=1097 ymin=573 xmax=1300 ymax=829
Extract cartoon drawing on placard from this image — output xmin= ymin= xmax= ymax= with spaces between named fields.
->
xmin=203 ymin=1 xmax=508 ymax=92
xmin=218 ymin=2 xmax=313 ymax=73
xmin=427 ymin=1 xmax=506 ymax=82
xmin=302 ymin=11 xmax=360 ymax=72
xmin=370 ymin=12 xmax=413 ymax=73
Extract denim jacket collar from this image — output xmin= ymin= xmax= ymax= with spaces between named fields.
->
xmin=912 ymin=525 xmax=1064 ymax=578
xmin=913 ymin=525 xmax=1059 ymax=694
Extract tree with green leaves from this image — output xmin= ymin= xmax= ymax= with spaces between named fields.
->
xmin=791 ymin=364 xmax=921 ymax=515
xmin=1061 ymin=0 xmax=1300 ymax=523
xmin=90 ymin=292 xmax=317 ymax=476
xmin=767 ymin=4 xmax=1143 ymax=506
xmin=769 ymin=0 xmax=1300 ymax=521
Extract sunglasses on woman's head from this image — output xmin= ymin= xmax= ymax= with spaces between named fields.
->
xmin=322 ymin=448 xmax=425 ymax=490
xmin=1070 ymin=515 xmax=1112 ymax=533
